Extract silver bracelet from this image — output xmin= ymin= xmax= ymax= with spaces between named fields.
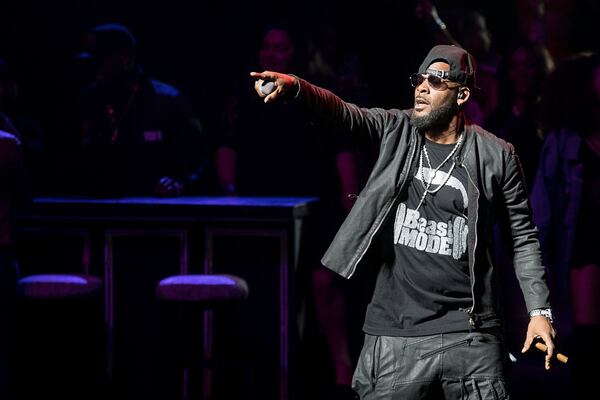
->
xmin=288 ymin=74 xmax=302 ymax=99
xmin=529 ymin=308 xmax=554 ymax=323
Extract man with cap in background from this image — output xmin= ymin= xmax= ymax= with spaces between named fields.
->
xmin=68 ymin=23 xmax=209 ymax=197
xmin=67 ymin=22 xmax=211 ymax=400
xmin=249 ymin=44 xmax=556 ymax=399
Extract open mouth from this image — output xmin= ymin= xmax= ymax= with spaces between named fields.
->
xmin=414 ymin=97 xmax=429 ymax=111
xmin=415 ymin=97 xmax=429 ymax=106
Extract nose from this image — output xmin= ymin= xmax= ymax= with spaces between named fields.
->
xmin=415 ymin=80 xmax=429 ymax=94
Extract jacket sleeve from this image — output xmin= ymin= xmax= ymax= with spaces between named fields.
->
xmin=501 ymin=145 xmax=551 ymax=312
xmin=296 ymin=78 xmax=401 ymax=145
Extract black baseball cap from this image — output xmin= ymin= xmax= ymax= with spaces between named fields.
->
xmin=78 ymin=23 xmax=137 ymax=61
xmin=418 ymin=45 xmax=477 ymax=88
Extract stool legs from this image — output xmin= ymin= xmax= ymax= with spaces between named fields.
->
xmin=156 ymin=274 xmax=249 ymax=399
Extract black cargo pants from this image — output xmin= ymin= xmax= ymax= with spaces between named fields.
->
xmin=352 ymin=330 xmax=510 ymax=399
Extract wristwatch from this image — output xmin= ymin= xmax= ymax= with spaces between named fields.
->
xmin=529 ymin=308 xmax=554 ymax=323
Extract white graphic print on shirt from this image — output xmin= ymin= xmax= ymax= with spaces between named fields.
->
xmin=415 ymin=167 xmax=468 ymax=208
xmin=393 ymin=167 xmax=468 ymax=260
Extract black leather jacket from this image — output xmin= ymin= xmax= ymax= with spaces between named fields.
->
xmin=296 ymin=78 xmax=550 ymax=326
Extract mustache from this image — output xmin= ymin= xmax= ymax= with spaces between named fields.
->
xmin=415 ymin=96 xmax=429 ymax=105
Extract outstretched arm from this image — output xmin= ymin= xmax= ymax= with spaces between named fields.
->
xmin=249 ymin=71 xmax=402 ymax=146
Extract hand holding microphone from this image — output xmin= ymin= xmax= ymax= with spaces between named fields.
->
xmin=259 ymin=80 xmax=277 ymax=96
xmin=522 ymin=315 xmax=557 ymax=370
xmin=535 ymin=341 xmax=568 ymax=364
xmin=250 ymin=71 xmax=299 ymax=103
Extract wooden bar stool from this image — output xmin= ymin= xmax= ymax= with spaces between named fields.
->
xmin=156 ymin=274 xmax=249 ymax=400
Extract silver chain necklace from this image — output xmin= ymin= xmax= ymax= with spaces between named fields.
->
xmin=416 ymin=133 xmax=464 ymax=210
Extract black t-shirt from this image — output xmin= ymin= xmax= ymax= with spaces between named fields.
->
xmin=364 ymin=138 xmax=473 ymax=336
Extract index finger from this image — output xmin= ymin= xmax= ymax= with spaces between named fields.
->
xmin=250 ymin=71 xmax=278 ymax=81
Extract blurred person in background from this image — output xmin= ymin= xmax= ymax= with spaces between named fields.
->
xmin=485 ymin=40 xmax=553 ymax=188
xmin=415 ymin=1 xmax=500 ymax=125
xmin=68 ymin=23 xmax=210 ymax=197
xmin=531 ymin=52 xmax=600 ymax=397
xmin=0 ymin=129 xmax=25 ymax=400
xmin=217 ymin=23 xmax=363 ymax=399
xmin=0 ymin=59 xmax=47 ymax=195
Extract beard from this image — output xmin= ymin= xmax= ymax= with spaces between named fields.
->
xmin=410 ymin=98 xmax=459 ymax=132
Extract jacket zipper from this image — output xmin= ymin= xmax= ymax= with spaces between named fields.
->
xmin=463 ymin=160 xmax=480 ymax=326
xmin=347 ymin=134 xmax=418 ymax=278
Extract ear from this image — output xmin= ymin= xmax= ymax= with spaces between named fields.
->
xmin=457 ymin=87 xmax=470 ymax=107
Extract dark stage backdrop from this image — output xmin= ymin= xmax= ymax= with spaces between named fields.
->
xmin=0 ymin=0 xmax=528 ymax=149
xmin=2 ymin=0 xmax=598 ymax=152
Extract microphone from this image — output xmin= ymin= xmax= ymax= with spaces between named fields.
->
xmin=259 ymin=80 xmax=277 ymax=96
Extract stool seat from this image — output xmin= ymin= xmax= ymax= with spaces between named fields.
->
xmin=156 ymin=274 xmax=249 ymax=302
xmin=156 ymin=274 xmax=248 ymax=399
xmin=18 ymin=274 xmax=103 ymax=299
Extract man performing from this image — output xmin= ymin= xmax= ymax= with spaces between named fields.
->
xmin=250 ymin=44 xmax=556 ymax=399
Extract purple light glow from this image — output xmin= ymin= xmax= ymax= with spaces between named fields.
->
xmin=20 ymin=274 xmax=91 ymax=285
xmin=159 ymin=275 xmax=237 ymax=286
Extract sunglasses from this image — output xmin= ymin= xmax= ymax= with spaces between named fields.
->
xmin=410 ymin=72 xmax=457 ymax=91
